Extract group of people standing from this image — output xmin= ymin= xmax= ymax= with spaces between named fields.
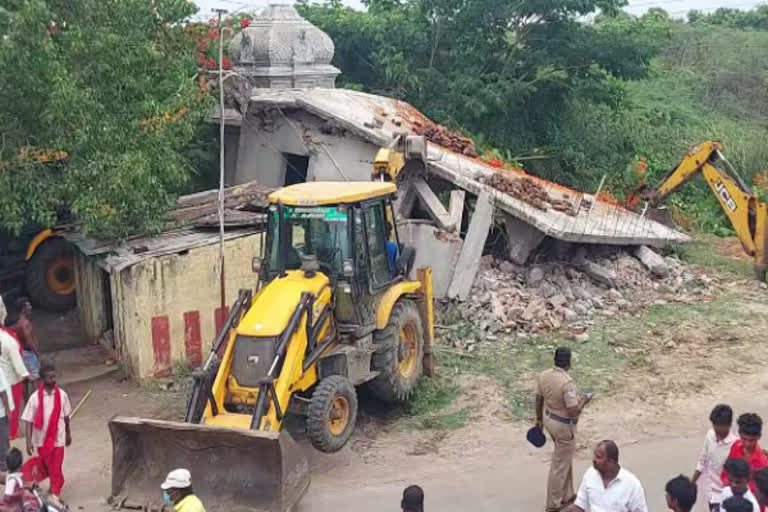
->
xmin=0 ymin=296 xmax=72 ymax=508
xmin=536 ymin=346 xmax=768 ymax=512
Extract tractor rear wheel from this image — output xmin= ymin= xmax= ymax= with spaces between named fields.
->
xmin=368 ymin=299 xmax=424 ymax=403
xmin=25 ymin=237 xmax=76 ymax=312
xmin=307 ymin=375 xmax=358 ymax=453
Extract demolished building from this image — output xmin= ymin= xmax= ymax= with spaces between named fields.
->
xmin=56 ymin=5 xmax=690 ymax=381
xmin=213 ymin=4 xmax=688 ymax=300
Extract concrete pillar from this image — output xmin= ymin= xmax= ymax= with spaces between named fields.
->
xmin=447 ymin=190 xmax=494 ymax=301
xmin=503 ymin=213 xmax=545 ymax=265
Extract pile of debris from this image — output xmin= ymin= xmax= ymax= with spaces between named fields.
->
xmin=442 ymin=246 xmax=719 ymax=344
xmin=480 ymin=173 xmax=576 ymax=216
xmin=411 ymin=121 xmax=478 ymax=157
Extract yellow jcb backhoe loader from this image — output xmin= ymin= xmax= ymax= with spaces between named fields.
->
xmin=109 ymin=181 xmax=435 ymax=512
xmin=635 ymin=141 xmax=768 ymax=281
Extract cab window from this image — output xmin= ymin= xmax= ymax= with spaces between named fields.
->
xmin=363 ymin=202 xmax=391 ymax=288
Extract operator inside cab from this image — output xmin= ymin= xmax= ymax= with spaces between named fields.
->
xmin=271 ymin=206 xmax=350 ymax=275
xmin=385 ymin=221 xmax=398 ymax=278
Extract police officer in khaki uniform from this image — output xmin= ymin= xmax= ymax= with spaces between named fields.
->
xmin=535 ymin=347 xmax=592 ymax=512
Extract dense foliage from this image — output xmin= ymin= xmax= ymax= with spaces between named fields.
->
xmin=299 ymin=1 xmax=768 ymax=234
xmin=0 ymin=0 xmax=212 ymax=237
xmin=2 ymin=0 xmax=767 ymax=239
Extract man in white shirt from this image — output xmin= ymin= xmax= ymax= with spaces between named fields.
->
xmin=0 ymin=326 xmax=29 ymax=395
xmin=0 ymin=358 xmax=14 ymax=472
xmin=568 ymin=440 xmax=649 ymax=512
xmin=693 ymin=404 xmax=739 ymax=511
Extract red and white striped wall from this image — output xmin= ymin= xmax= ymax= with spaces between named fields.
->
xmin=150 ymin=306 xmax=229 ymax=378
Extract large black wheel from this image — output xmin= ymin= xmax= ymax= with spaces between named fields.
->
xmin=25 ymin=237 xmax=76 ymax=312
xmin=368 ymin=299 xmax=424 ymax=403
xmin=307 ymin=375 xmax=358 ymax=453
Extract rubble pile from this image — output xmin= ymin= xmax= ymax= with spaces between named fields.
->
xmin=443 ymin=248 xmax=719 ymax=345
xmin=480 ymin=173 xmax=576 ymax=216
xmin=411 ymin=121 xmax=478 ymax=157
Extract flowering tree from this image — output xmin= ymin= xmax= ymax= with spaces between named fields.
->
xmin=188 ymin=13 xmax=253 ymax=70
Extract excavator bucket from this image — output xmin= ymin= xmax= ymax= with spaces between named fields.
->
xmin=108 ymin=416 xmax=310 ymax=512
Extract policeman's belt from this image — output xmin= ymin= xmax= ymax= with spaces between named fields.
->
xmin=546 ymin=410 xmax=577 ymax=425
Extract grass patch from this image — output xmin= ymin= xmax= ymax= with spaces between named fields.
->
xmin=666 ymin=237 xmax=753 ymax=278
xmin=404 ymin=377 xmax=459 ymax=415
xmin=436 ymin=330 xmax=627 ymax=421
xmin=140 ymin=363 xmax=196 ymax=395
xmin=398 ymin=375 xmax=469 ymax=431
xmin=413 ymin=408 xmax=470 ymax=431
xmin=434 ymin=290 xmax=755 ymax=422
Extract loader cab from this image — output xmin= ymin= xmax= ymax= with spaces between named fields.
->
xmin=261 ymin=182 xmax=409 ymax=332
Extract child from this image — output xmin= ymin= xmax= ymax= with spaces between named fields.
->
xmin=666 ymin=475 xmax=697 ymax=512
xmin=723 ymin=495 xmax=755 ymax=512
xmin=21 ymin=360 xmax=72 ymax=506
xmin=723 ymin=413 xmax=768 ymax=511
xmin=693 ymin=404 xmax=739 ymax=511
xmin=721 ymin=458 xmax=761 ymax=512
xmin=3 ymin=448 xmax=24 ymax=506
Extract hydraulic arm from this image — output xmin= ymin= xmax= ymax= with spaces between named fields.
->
xmin=643 ymin=141 xmax=768 ymax=281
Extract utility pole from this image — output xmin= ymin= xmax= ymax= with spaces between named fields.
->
xmin=214 ymin=7 xmax=228 ymax=311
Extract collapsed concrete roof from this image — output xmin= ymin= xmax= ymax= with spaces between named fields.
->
xmin=239 ymin=88 xmax=689 ymax=247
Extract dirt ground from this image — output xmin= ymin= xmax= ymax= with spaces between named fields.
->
xmin=16 ymin=236 xmax=768 ymax=512
xmin=31 ymin=308 xmax=85 ymax=353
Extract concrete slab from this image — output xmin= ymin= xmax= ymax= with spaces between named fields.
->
xmin=246 ymin=88 xmax=689 ymax=248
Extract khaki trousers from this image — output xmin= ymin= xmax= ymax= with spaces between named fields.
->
xmin=544 ymin=415 xmax=576 ymax=512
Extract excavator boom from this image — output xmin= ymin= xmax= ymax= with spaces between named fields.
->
xmin=644 ymin=141 xmax=768 ymax=280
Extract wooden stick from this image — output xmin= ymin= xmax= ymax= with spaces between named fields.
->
xmin=71 ymin=389 xmax=92 ymax=419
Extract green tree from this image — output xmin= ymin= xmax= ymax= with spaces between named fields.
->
xmin=298 ymin=0 xmax=670 ymax=189
xmin=689 ymin=5 xmax=768 ymax=30
xmin=0 ymin=0 xmax=212 ymax=238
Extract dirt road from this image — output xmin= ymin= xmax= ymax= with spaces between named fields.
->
xmin=33 ymin=243 xmax=767 ymax=512
xmin=40 ymin=366 xmax=767 ymax=512
xmin=297 ymin=371 xmax=768 ymax=512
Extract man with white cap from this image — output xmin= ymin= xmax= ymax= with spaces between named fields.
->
xmin=161 ymin=469 xmax=206 ymax=512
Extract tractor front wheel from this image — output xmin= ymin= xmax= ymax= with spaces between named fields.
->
xmin=307 ymin=375 xmax=358 ymax=453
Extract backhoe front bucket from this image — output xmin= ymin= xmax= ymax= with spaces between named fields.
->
xmin=108 ymin=416 xmax=310 ymax=512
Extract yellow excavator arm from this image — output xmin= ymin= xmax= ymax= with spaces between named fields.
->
xmin=645 ymin=141 xmax=768 ymax=280
xmin=372 ymin=134 xmax=428 ymax=182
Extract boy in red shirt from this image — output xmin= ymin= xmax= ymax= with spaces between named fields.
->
xmin=21 ymin=360 xmax=72 ymax=506
xmin=723 ymin=413 xmax=768 ymax=511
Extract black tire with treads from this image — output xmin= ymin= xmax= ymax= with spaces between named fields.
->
xmin=25 ymin=236 xmax=76 ymax=312
xmin=368 ymin=299 xmax=424 ymax=403
xmin=307 ymin=375 xmax=358 ymax=453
